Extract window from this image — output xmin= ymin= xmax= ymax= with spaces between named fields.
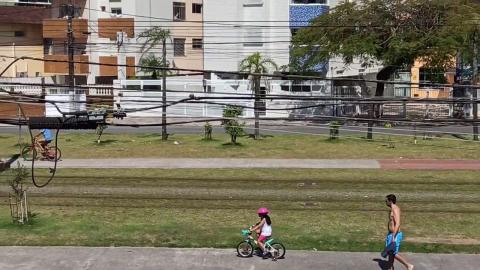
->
xmin=173 ymin=2 xmax=186 ymax=21
xmin=109 ymin=0 xmax=121 ymax=2
xmin=14 ymin=31 xmax=25 ymax=37
xmin=174 ymin=38 xmax=186 ymax=56
xmin=192 ymin=38 xmax=203 ymax=49
xmin=111 ymin=7 xmax=122 ymax=14
xmin=291 ymin=0 xmax=327 ymax=4
xmin=100 ymin=6 xmax=106 ymax=11
xmin=192 ymin=3 xmax=202 ymax=14
xmin=243 ymin=28 xmax=263 ymax=47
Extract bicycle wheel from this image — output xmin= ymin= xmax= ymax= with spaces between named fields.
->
xmin=236 ymin=241 xmax=254 ymax=257
xmin=21 ymin=145 xmax=34 ymax=161
xmin=46 ymin=146 xmax=62 ymax=161
xmin=270 ymin=242 xmax=286 ymax=259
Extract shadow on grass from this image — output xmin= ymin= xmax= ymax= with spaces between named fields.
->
xmin=221 ymin=142 xmax=244 ymax=147
xmin=372 ymin=258 xmax=390 ymax=270
xmin=200 ymin=138 xmax=221 ymax=143
xmin=138 ymin=133 xmax=161 ymax=138
xmin=94 ymin=140 xmax=119 ymax=145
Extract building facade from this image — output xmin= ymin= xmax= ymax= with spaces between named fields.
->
xmin=0 ymin=0 xmax=52 ymax=78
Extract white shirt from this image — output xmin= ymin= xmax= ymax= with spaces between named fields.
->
xmin=261 ymin=222 xmax=272 ymax=236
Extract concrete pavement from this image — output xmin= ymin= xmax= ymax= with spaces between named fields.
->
xmin=20 ymin=158 xmax=381 ymax=169
xmin=19 ymin=158 xmax=480 ymax=170
xmin=0 ymin=247 xmax=477 ymax=270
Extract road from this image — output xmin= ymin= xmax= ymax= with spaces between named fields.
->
xmin=0 ymin=247 xmax=477 ymax=270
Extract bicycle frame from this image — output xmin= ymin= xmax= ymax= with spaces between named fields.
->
xmin=241 ymin=229 xmax=276 ymax=251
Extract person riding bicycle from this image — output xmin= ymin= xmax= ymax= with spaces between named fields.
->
xmin=35 ymin=129 xmax=53 ymax=153
xmin=250 ymin=207 xmax=272 ymax=259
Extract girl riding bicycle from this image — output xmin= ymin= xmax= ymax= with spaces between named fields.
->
xmin=250 ymin=207 xmax=272 ymax=259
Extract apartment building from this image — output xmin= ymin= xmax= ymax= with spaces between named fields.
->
xmin=0 ymin=0 xmax=52 ymax=78
xmin=39 ymin=0 xmax=205 ymax=84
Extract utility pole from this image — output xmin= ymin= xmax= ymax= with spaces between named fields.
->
xmin=254 ymin=76 xmax=260 ymax=139
xmin=162 ymin=38 xmax=168 ymax=140
xmin=472 ymin=31 xmax=479 ymax=141
xmin=66 ymin=3 xmax=75 ymax=112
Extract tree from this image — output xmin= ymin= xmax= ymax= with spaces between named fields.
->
xmin=137 ymin=26 xmax=171 ymax=140
xmin=137 ymin=27 xmax=171 ymax=59
xmin=292 ymin=0 xmax=480 ymax=97
xmin=239 ymin=52 xmax=278 ymax=139
xmin=138 ymin=54 xmax=171 ymax=79
xmin=222 ymin=105 xmax=245 ymax=144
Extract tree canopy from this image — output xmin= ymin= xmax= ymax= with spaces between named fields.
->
xmin=291 ymin=0 xmax=480 ymax=94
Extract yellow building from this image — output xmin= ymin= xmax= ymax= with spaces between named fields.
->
xmin=0 ymin=4 xmax=51 ymax=78
xmin=410 ymin=60 xmax=455 ymax=99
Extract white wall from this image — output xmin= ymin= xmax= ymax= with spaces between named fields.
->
xmin=203 ymin=0 xmax=290 ymax=72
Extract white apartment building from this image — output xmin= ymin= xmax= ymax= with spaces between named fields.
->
xmin=203 ymin=0 xmax=290 ymax=76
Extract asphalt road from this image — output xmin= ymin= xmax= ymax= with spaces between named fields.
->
xmin=0 ymin=247 xmax=477 ymax=270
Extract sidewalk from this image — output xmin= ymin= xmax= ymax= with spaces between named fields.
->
xmin=19 ymin=158 xmax=480 ymax=170
xmin=0 ymin=247 xmax=477 ymax=270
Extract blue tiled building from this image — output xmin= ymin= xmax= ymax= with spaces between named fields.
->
xmin=289 ymin=1 xmax=331 ymax=72
xmin=290 ymin=3 xmax=330 ymax=29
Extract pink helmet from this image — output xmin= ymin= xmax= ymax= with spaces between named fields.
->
xmin=257 ymin=207 xmax=269 ymax=215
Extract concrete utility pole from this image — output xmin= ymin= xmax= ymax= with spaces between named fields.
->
xmin=472 ymin=31 xmax=479 ymax=141
xmin=162 ymin=38 xmax=168 ymax=140
xmin=66 ymin=3 xmax=75 ymax=112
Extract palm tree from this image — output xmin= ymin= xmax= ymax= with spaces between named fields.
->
xmin=138 ymin=54 xmax=170 ymax=79
xmin=239 ymin=52 xmax=278 ymax=139
xmin=137 ymin=26 xmax=171 ymax=140
xmin=137 ymin=27 xmax=171 ymax=59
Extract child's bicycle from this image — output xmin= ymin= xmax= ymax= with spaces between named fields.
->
xmin=236 ymin=228 xmax=286 ymax=260
xmin=21 ymin=138 xmax=61 ymax=161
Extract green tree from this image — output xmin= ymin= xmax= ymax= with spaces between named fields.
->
xmin=239 ymin=52 xmax=278 ymax=139
xmin=138 ymin=54 xmax=171 ymax=79
xmin=137 ymin=27 xmax=171 ymax=78
xmin=292 ymin=0 xmax=480 ymax=97
xmin=222 ymin=105 xmax=245 ymax=144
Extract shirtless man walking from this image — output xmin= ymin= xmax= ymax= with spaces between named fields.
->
xmin=383 ymin=194 xmax=414 ymax=270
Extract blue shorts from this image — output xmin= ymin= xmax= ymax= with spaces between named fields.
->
xmin=385 ymin=232 xmax=403 ymax=255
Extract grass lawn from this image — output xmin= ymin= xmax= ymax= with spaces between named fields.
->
xmin=0 ymin=169 xmax=479 ymax=253
xmin=1 ymin=132 xmax=480 ymax=159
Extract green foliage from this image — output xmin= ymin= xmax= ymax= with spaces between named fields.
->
xmin=137 ymin=27 xmax=172 ymax=78
xmin=137 ymin=27 xmax=171 ymax=56
xmin=138 ymin=54 xmax=171 ymax=79
xmin=292 ymin=0 xmax=480 ymax=72
xmin=8 ymin=162 xmax=28 ymax=197
xmin=203 ymin=122 xmax=213 ymax=141
xmin=95 ymin=124 xmax=108 ymax=144
xmin=329 ymin=121 xmax=342 ymax=140
xmin=222 ymin=106 xmax=245 ymax=144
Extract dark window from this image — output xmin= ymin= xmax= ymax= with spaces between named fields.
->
xmin=14 ymin=31 xmax=25 ymax=37
xmin=192 ymin=38 xmax=203 ymax=49
xmin=419 ymin=68 xmax=447 ymax=86
xmin=111 ymin=7 xmax=122 ymax=15
xmin=173 ymin=2 xmax=186 ymax=21
xmin=192 ymin=3 xmax=203 ymax=14
xmin=174 ymin=38 xmax=186 ymax=56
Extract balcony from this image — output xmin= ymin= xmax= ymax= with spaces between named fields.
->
xmin=43 ymin=18 xmax=88 ymax=40
xmin=44 ymin=55 xmax=89 ymax=74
